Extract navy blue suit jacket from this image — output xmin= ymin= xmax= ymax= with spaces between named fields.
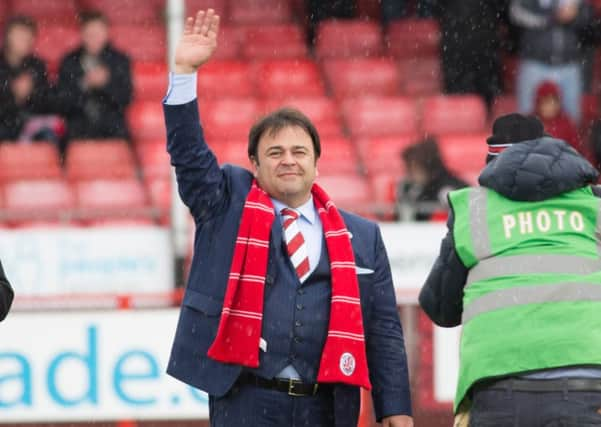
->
xmin=164 ymin=100 xmax=412 ymax=422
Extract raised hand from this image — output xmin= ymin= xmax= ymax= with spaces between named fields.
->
xmin=174 ymin=9 xmax=220 ymax=74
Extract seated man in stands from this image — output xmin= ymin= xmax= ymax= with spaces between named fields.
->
xmin=56 ymin=11 xmax=132 ymax=141
xmin=0 ymin=15 xmax=55 ymax=142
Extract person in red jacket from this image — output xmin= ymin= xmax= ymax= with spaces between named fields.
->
xmin=533 ymin=80 xmax=580 ymax=152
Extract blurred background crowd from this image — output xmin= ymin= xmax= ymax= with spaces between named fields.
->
xmin=1 ymin=0 xmax=601 ymax=225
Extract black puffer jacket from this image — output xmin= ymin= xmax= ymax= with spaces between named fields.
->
xmin=419 ymin=137 xmax=599 ymax=327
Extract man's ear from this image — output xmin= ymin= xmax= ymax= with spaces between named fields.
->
xmin=250 ymin=156 xmax=259 ymax=177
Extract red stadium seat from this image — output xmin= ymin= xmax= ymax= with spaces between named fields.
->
xmin=317 ymin=138 xmax=359 ymax=175
xmin=34 ymin=26 xmax=80 ymax=77
xmin=0 ymin=143 xmax=62 ymax=182
xmin=386 ymin=19 xmax=440 ymax=59
xmin=136 ymin=141 xmax=171 ymax=179
xmin=111 ymin=25 xmax=166 ymax=62
xmin=323 ymin=58 xmax=401 ymax=99
xmin=212 ymin=26 xmax=243 ymax=60
xmin=398 ymin=57 xmax=442 ymax=96
xmin=10 ymin=0 xmax=78 ymax=25
xmin=128 ymin=101 xmax=166 ymax=142
xmin=197 ymin=60 xmax=255 ymax=98
xmin=200 ymin=99 xmax=260 ymax=140
xmin=229 ymin=0 xmax=292 ymax=24
xmin=316 ymin=173 xmax=374 ymax=216
xmin=342 ymin=97 xmax=419 ymax=138
xmin=315 ymin=20 xmax=384 ymax=58
xmin=66 ymin=140 xmax=136 ymax=181
xmin=79 ymin=0 xmax=165 ymax=25
xmin=262 ymin=97 xmax=344 ymax=138
xmin=255 ymin=60 xmax=325 ymax=98
xmin=3 ymin=179 xmax=75 ymax=223
xmin=133 ymin=62 xmax=168 ymax=102
xmin=491 ymin=95 xmax=518 ymax=121
xmin=438 ymin=133 xmax=488 ymax=183
xmin=75 ymin=178 xmax=151 ymax=221
xmin=242 ymin=24 xmax=307 ymax=59
xmin=146 ymin=177 xmax=171 ymax=216
xmin=356 ymin=135 xmax=417 ymax=176
xmin=421 ymin=95 xmax=488 ymax=135
xmin=211 ymin=140 xmax=251 ymax=168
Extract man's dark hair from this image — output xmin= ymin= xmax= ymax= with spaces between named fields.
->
xmin=248 ymin=108 xmax=321 ymax=161
xmin=402 ymin=136 xmax=446 ymax=172
xmin=78 ymin=10 xmax=109 ymax=26
xmin=4 ymin=15 xmax=37 ymax=39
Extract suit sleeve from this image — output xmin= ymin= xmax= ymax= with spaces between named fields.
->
xmin=366 ymin=225 xmax=412 ymax=421
xmin=418 ymin=211 xmax=468 ymax=327
xmin=0 ymin=261 xmax=14 ymax=322
xmin=163 ymin=99 xmax=227 ymax=222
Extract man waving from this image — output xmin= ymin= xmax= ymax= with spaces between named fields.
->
xmin=162 ymin=9 xmax=413 ymax=427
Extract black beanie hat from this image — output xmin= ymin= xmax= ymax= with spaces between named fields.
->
xmin=486 ymin=113 xmax=546 ymax=160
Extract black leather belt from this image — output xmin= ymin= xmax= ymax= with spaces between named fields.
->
xmin=235 ymin=372 xmax=326 ymax=397
xmin=475 ymin=378 xmax=601 ymax=393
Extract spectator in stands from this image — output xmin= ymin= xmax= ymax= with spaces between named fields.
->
xmin=533 ymin=80 xmax=580 ymax=153
xmin=164 ymin=9 xmax=413 ymax=427
xmin=510 ymin=0 xmax=594 ymax=124
xmin=381 ymin=0 xmax=436 ymax=23
xmin=397 ymin=137 xmax=468 ymax=221
xmin=0 ymin=260 xmax=14 ymax=322
xmin=0 ymin=16 xmax=55 ymax=142
xmin=438 ymin=0 xmax=508 ymax=109
xmin=56 ymin=11 xmax=132 ymax=141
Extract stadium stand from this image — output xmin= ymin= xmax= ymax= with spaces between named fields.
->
xmin=66 ymin=139 xmax=137 ymax=181
xmin=421 ymin=94 xmax=488 ymax=135
xmin=132 ymin=61 xmax=168 ymax=102
xmin=315 ymin=19 xmax=384 ymax=58
xmin=262 ymin=96 xmax=344 ymax=137
xmin=342 ymin=96 xmax=419 ymax=138
xmin=196 ymin=60 xmax=255 ymax=98
xmin=0 ymin=143 xmax=62 ymax=182
xmin=242 ymin=24 xmax=308 ymax=59
xmin=385 ymin=19 xmax=440 ymax=59
xmin=255 ymin=59 xmax=325 ymax=98
xmin=10 ymin=0 xmax=78 ymax=25
xmin=323 ymin=58 xmax=402 ymax=99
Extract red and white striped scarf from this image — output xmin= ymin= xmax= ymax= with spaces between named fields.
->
xmin=207 ymin=180 xmax=371 ymax=389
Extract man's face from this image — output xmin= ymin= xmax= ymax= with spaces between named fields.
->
xmin=6 ymin=25 xmax=35 ymax=59
xmin=82 ymin=20 xmax=109 ymax=56
xmin=251 ymin=126 xmax=318 ymax=208
xmin=538 ymin=95 xmax=561 ymax=120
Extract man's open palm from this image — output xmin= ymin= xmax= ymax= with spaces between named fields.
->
xmin=174 ymin=9 xmax=220 ymax=74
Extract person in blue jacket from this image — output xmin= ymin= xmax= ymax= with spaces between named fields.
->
xmin=162 ymin=9 xmax=413 ymax=427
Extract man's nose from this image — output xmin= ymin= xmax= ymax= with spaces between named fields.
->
xmin=281 ymin=151 xmax=296 ymax=164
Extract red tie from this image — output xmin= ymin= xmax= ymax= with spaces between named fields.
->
xmin=281 ymin=208 xmax=311 ymax=282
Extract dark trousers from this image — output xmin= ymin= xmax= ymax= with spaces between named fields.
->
xmin=209 ymin=383 xmax=335 ymax=427
xmin=469 ymin=386 xmax=601 ymax=426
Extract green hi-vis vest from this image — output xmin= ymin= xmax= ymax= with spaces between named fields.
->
xmin=448 ymin=186 xmax=601 ymax=412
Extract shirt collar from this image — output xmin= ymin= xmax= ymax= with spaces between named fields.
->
xmin=272 ymin=196 xmax=316 ymax=225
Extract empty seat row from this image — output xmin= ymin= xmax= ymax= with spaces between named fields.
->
xmin=0 ymin=178 xmax=156 ymax=226
xmin=128 ymin=94 xmax=488 ymax=142
xmin=132 ymin=57 xmax=442 ymax=104
xmin=4 ymin=0 xmax=296 ymax=26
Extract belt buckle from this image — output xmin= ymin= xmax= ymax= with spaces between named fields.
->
xmin=288 ymin=378 xmax=305 ymax=396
